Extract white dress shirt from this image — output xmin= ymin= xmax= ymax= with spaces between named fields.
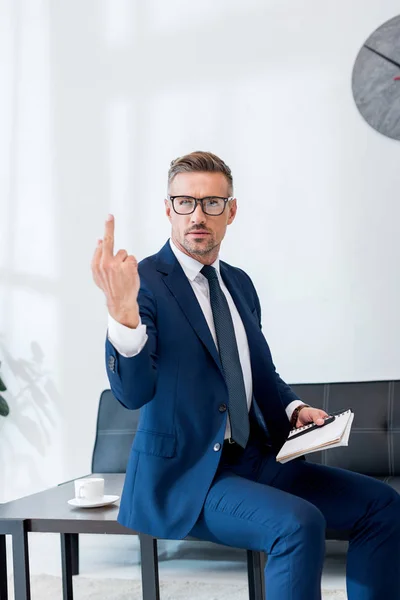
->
xmin=107 ymin=239 xmax=303 ymax=438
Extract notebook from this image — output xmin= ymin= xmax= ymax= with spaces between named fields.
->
xmin=276 ymin=408 xmax=355 ymax=464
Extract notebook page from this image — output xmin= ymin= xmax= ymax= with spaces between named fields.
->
xmin=340 ymin=411 xmax=354 ymax=445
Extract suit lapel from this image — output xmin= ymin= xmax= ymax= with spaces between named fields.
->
xmin=219 ymin=262 xmax=262 ymax=351
xmin=156 ymin=243 xmax=224 ymax=376
xmin=221 ymin=262 xmax=291 ymax=448
xmin=155 ymin=242 xmax=261 ymax=375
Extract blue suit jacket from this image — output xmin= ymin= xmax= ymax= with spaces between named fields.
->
xmin=105 ymin=241 xmax=301 ymax=539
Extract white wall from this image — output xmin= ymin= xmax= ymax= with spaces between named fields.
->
xmin=1 ymin=0 xmax=399 ymax=501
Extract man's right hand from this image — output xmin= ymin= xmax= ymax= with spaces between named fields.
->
xmin=91 ymin=214 xmax=141 ymax=329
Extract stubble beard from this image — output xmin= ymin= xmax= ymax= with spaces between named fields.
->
xmin=182 ymin=233 xmax=217 ymax=258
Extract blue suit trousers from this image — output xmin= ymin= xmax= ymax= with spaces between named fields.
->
xmin=189 ymin=425 xmax=400 ymax=600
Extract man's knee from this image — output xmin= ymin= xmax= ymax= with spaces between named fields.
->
xmin=358 ymin=482 xmax=400 ymax=537
xmin=274 ymin=500 xmax=326 ymax=548
xmin=268 ymin=500 xmax=325 ymax=557
xmin=377 ymin=486 xmax=400 ymax=527
xmin=291 ymin=501 xmax=326 ymax=538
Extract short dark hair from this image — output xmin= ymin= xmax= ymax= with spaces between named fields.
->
xmin=168 ymin=151 xmax=233 ymax=195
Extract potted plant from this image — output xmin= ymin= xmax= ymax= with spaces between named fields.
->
xmin=0 ymin=362 xmax=9 ymax=417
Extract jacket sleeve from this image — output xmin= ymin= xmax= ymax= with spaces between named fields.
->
xmin=105 ymin=283 xmax=158 ymax=410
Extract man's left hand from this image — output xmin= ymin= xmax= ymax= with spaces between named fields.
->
xmin=296 ymin=406 xmax=329 ymax=429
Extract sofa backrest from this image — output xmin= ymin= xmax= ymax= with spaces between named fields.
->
xmin=92 ymin=381 xmax=400 ymax=476
xmin=91 ymin=389 xmax=140 ymax=473
xmin=290 ymin=380 xmax=400 ymax=476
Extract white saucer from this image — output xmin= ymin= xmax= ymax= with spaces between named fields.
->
xmin=68 ymin=494 xmax=119 ymax=508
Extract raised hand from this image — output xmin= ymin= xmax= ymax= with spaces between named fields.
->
xmin=91 ymin=214 xmax=141 ymax=328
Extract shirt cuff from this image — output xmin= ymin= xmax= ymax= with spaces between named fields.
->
xmin=107 ymin=313 xmax=148 ymax=358
xmin=286 ymin=400 xmax=306 ymax=422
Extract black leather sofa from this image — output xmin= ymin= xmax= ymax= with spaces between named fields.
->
xmin=93 ymin=380 xmax=400 ymax=540
xmin=85 ymin=380 xmax=399 ymax=598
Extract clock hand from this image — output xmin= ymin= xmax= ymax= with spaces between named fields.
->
xmin=364 ymin=44 xmax=400 ymax=71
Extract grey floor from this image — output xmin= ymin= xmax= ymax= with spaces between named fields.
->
xmin=6 ymin=533 xmax=348 ymax=590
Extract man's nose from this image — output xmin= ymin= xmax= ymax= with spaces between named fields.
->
xmin=190 ymin=202 xmax=206 ymax=224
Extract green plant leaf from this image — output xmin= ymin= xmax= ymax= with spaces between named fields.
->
xmin=0 ymin=395 xmax=9 ymax=417
xmin=0 ymin=375 xmax=6 ymax=392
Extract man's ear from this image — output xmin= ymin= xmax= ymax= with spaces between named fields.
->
xmin=227 ymin=198 xmax=237 ymax=225
xmin=165 ymin=198 xmax=172 ymax=222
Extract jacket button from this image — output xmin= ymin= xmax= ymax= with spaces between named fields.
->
xmin=219 ymin=403 xmax=227 ymax=413
xmin=108 ymin=356 xmax=116 ymax=373
xmin=213 ymin=443 xmax=221 ymax=452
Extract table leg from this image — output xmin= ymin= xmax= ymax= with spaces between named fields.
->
xmin=139 ymin=534 xmax=160 ymax=600
xmin=60 ymin=534 xmax=74 ymax=600
xmin=11 ymin=521 xmax=30 ymax=600
xmin=0 ymin=534 xmax=8 ymax=600
xmin=70 ymin=534 xmax=79 ymax=576
xmin=247 ymin=550 xmax=264 ymax=600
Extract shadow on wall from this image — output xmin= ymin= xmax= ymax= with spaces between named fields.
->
xmin=0 ymin=337 xmax=61 ymax=500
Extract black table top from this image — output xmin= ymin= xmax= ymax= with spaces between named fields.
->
xmin=0 ymin=474 xmax=133 ymax=535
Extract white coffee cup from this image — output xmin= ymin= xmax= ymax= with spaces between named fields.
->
xmin=74 ymin=477 xmax=104 ymax=502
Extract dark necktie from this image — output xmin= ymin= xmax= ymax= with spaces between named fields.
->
xmin=201 ymin=265 xmax=250 ymax=448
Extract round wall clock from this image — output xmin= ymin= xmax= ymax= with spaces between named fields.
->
xmin=352 ymin=15 xmax=400 ymax=140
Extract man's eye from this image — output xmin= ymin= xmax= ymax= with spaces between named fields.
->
xmin=205 ymin=198 xmax=222 ymax=207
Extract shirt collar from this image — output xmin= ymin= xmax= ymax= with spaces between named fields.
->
xmin=169 ymin=238 xmax=220 ymax=282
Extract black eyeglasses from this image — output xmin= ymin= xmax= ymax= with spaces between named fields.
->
xmin=167 ymin=195 xmax=234 ymax=216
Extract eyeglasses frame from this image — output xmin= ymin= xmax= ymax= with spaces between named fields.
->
xmin=167 ymin=195 xmax=235 ymax=216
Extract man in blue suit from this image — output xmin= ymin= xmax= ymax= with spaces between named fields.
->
xmin=92 ymin=151 xmax=400 ymax=599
